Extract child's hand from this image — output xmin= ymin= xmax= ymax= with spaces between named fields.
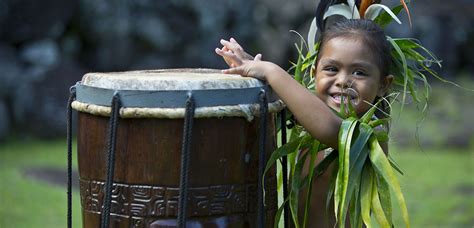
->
xmin=221 ymin=60 xmax=276 ymax=82
xmin=215 ymin=38 xmax=262 ymax=67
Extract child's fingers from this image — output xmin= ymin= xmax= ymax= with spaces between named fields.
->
xmin=220 ymin=39 xmax=243 ymax=53
xmin=254 ymin=53 xmax=262 ymax=61
xmin=221 ymin=65 xmax=244 ymax=75
xmin=230 ymin=37 xmax=240 ymax=46
xmin=215 ymin=48 xmax=242 ymax=65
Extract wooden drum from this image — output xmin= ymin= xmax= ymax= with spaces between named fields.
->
xmin=71 ymin=69 xmax=285 ymax=227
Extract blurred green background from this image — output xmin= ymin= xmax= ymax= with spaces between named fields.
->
xmin=0 ymin=0 xmax=473 ymax=227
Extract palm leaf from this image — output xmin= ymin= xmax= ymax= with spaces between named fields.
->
xmin=375 ymin=171 xmax=393 ymax=226
xmin=307 ymin=17 xmax=318 ymax=56
xmin=360 ymin=163 xmax=374 ymax=228
xmin=289 ymin=151 xmax=311 ymax=228
xmin=324 ymin=3 xmax=360 ymax=20
xmin=335 ymin=117 xmax=358 ymax=227
xmin=365 ymin=4 xmax=402 ymax=24
xmin=371 ymin=184 xmax=391 ymax=227
xmin=387 ymin=36 xmax=409 ymax=112
xmin=274 ymin=198 xmax=290 ymax=228
xmin=368 ymin=136 xmax=410 ymax=227
xmin=374 ymin=5 xmax=403 ymax=28
xmin=263 ymin=135 xmax=312 ymax=184
xmin=302 ymin=141 xmax=321 ymax=227
xmin=341 ymin=123 xmax=373 ymax=228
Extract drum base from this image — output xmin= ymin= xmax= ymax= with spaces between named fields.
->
xmin=77 ymin=112 xmax=277 ymax=227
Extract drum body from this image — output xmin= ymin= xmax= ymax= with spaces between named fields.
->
xmin=73 ymin=69 xmax=283 ymax=227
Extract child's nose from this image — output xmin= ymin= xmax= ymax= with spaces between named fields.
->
xmin=335 ymin=73 xmax=352 ymax=88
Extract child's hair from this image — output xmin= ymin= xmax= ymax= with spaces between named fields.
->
xmin=315 ymin=19 xmax=393 ymax=123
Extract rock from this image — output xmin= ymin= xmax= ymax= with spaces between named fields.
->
xmin=20 ymin=39 xmax=60 ymax=67
xmin=0 ymin=43 xmax=22 ymax=97
xmin=12 ymin=58 xmax=85 ymax=139
xmin=0 ymin=0 xmax=77 ymax=43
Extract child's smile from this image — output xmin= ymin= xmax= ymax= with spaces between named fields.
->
xmin=329 ymin=89 xmax=359 ymax=106
xmin=315 ymin=36 xmax=392 ymax=116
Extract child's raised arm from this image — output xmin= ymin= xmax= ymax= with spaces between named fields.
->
xmin=216 ymin=39 xmax=341 ymax=149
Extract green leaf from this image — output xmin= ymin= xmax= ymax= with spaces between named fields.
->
xmin=360 ymin=99 xmax=382 ymax=124
xmin=374 ymin=129 xmax=389 ymax=143
xmin=365 ymin=4 xmax=402 ymax=24
xmin=303 ymin=141 xmax=321 ymax=227
xmin=371 ymin=184 xmax=391 ymax=227
xmin=264 ymin=134 xmax=313 ymax=194
xmin=375 ymin=171 xmax=393 ymax=226
xmin=264 ymin=135 xmax=308 ymax=178
xmin=294 ymin=45 xmax=304 ymax=83
xmin=289 ymin=149 xmax=311 ymax=228
xmin=342 ymin=133 xmax=372 ymax=228
xmin=388 ymin=155 xmax=404 ymax=176
xmin=387 ymin=36 xmax=409 ymax=113
xmin=350 ymin=190 xmax=363 ymax=228
xmin=368 ymin=118 xmax=390 ymax=129
xmin=274 ymin=198 xmax=290 ymax=228
xmin=360 ymin=163 xmax=374 ymax=228
xmin=312 ymin=148 xmax=337 ymax=179
xmin=374 ymin=5 xmax=403 ymax=28
xmin=343 ymin=94 xmax=358 ymax=118
xmin=335 ymin=117 xmax=358 ymax=227
xmin=349 ymin=123 xmax=373 ymax=169
xmin=369 ymin=136 xmax=410 ymax=227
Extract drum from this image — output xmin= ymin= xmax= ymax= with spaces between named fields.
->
xmin=71 ymin=69 xmax=285 ymax=227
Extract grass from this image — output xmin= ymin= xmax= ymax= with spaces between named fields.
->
xmin=0 ymin=139 xmax=472 ymax=227
xmin=389 ymin=146 xmax=474 ymax=228
xmin=0 ymin=140 xmax=82 ymax=228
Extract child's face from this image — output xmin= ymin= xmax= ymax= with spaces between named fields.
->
xmin=315 ymin=36 xmax=392 ymax=116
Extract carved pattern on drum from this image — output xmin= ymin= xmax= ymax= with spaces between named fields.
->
xmin=150 ymin=187 xmax=166 ymax=216
xmin=131 ymin=217 xmax=145 ymax=228
xmin=130 ymin=186 xmax=152 ymax=217
xmin=79 ymin=178 xmax=276 ymax=219
xmin=111 ymin=184 xmax=129 ymax=215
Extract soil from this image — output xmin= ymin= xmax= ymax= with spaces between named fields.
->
xmin=23 ymin=167 xmax=79 ymax=189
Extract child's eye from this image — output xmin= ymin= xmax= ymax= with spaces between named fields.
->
xmin=323 ymin=66 xmax=338 ymax=73
xmin=353 ymin=70 xmax=368 ymax=77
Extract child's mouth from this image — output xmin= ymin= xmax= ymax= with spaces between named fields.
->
xmin=330 ymin=91 xmax=359 ymax=105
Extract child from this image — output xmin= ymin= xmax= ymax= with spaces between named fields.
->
xmin=216 ymin=18 xmax=394 ymax=227
xmin=216 ymin=19 xmax=393 ymax=152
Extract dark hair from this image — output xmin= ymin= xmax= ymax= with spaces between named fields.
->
xmin=317 ymin=19 xmax=391 ymax=76
xmin=315 ymin=19 xmax=393 ymax=122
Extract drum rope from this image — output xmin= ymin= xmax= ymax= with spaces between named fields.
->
xmin=258 ymin=89 xmax=268 ymax=228
xmin=280 ymin=109 xmax=289 ymax=228
xmin=178 ymin=94 xmax=195 ymax=228
xmin=101 ymin=92 xmax=121 ymax=228
xmin=67 ymin=86 xmax=76 ymax=228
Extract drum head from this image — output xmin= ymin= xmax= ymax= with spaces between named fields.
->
xmin=73 ymin=68 xmax=285 ymax=120
xmin=82 ymin=68 xmax=264 ymax=90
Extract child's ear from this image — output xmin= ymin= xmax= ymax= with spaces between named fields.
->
xmin=377 ymin=74 xmax=394 ymax=97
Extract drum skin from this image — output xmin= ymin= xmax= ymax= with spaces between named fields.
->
xmin=77 ymin=112 xmax=277 ymax=227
